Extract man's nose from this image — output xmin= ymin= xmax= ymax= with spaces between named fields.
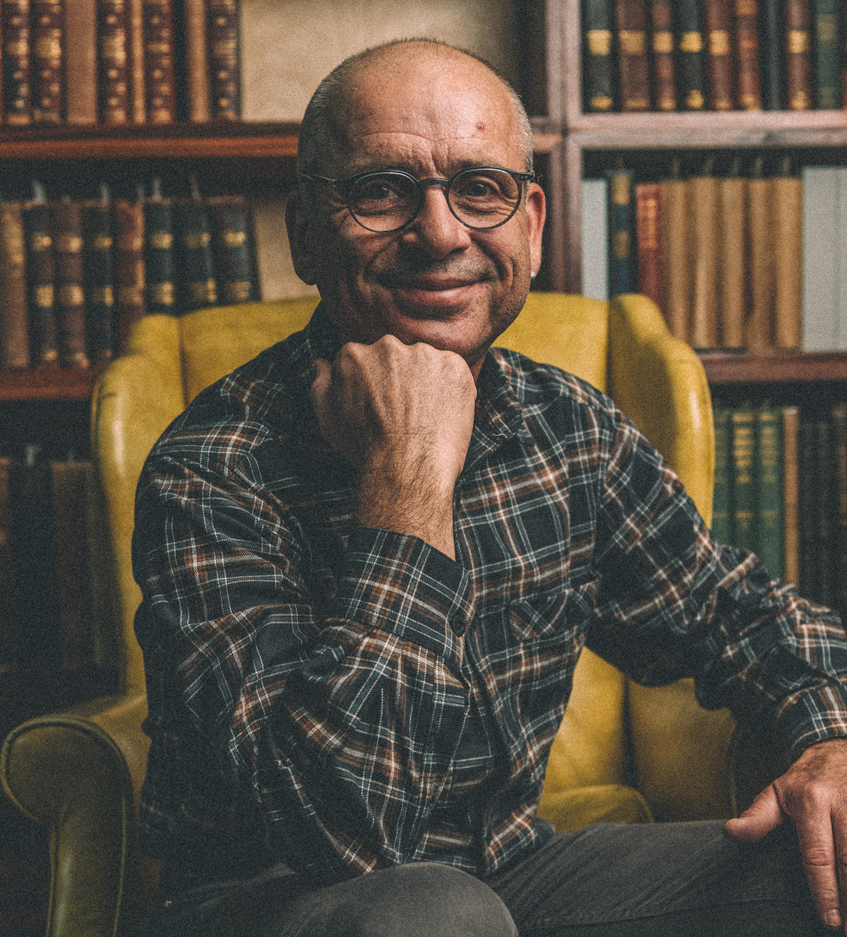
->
xmin=401 ymin=185 xmax=472 ymax=258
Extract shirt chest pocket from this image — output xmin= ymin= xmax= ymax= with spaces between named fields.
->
xmin=507 ymin=581 xmax=598 ymax=643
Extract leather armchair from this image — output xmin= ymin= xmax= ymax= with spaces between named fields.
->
xmin=1 ymin=293 xmax=741 ymax=937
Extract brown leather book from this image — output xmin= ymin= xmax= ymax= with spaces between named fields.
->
xmin=208 ymin=0 xmax=241 ymax=119
xmin=23 ymin=198 xmax=59 ymax=367
xmin=734 ymin=0 xmax=762 ymax=109
xmin=113 ymin=196 xmax=146 ymax=349
xmin=182 ymin=0 xmax=210 ymax=121
xmin=717 ymin=173 xmax=746 ymax=348
xmin=659 ymin=176 xmax=690 ymax=343
xmin=649 ymin=0 xmax=677 ymax=110
xmin=785 ymin=0 xmax=813 ymax=109
xmin=128 ymin=0 xmax=146 ymax=122
xmin=635 ymin=182 xmax=664 ymax=310
xmin=688 ymin=171 xmax=719 ymax=348
xmin=704 ymin=0 xmax=735 ymax=110
xmin=2 ymin=0 xmax=32 ymax=125
xmin=0 ymin=201 xmax=30 ymax=369
xmin=745 ymin=173 xmax=774 ymax=349
xmin=98 ymin=0 xmax=130 ymax=123
xmin=30 ymin=0 xmax=63 ymax=123
xmin=65 ymin=0 xmax=98 ymax=124
xmin=53 ymin=199 xmax=90 ymax=369
xmin=143 ymin=0 xmax=176 ymax=123
xmin=615 ymin=0 xmax=651 ymax=110
xmin=772 ymin=171 xmax=802 ymax=348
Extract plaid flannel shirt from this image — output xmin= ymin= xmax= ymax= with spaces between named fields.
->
xmin=133 ymin=306 xmax=847 ymax=884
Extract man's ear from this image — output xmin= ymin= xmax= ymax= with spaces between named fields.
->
xmin=285 ymin=190 xmax=318 ymax=286
xmin=526 ymin=183 xmax=546 ymax=278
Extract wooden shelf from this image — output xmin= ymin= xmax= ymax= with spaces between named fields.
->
xmin=0 ymin=366 xmax=105 ymax=403
xmin=700 ymin=350 xmax=847 ymax=385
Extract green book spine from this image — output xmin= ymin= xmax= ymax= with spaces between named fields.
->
xmin=675 ymin=0 xmax=707 ymax=110
xmin=711 ymin=406 xmax=731 ymax=544
xmin=812 ymin=0 xmax=841 ymax=107
xmin=176 ymin=199 xmax=218 ymax=313
xmin=730 ymin=408 xmax=757 ymax=552
xmin=81 ymin=200 xmax=117 ymax=364
xmin=209 ymin=195 xmax=261 ymax=305
xmin=0 ymin=457 xmax=20 ymax=672
xmin=759 ymin=0 xmax=786 ymax=109
xmin=606 ymin=167 xmax=636 ymax=295
xmin=755 ymin=406 xmax=783 ymax=578
xmin=815 ymin=419 xmax=836 ymax=607
xmin=583 ymin=0 xmax=616 ymax=111
xmin=798 ymin=418 xmax=819 ymax=599
xmin=144 ymin=196 xmax=177 ymax=316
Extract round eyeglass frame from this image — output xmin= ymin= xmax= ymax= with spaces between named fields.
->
xmin=300 ymin=166 xmax=536 ymax=233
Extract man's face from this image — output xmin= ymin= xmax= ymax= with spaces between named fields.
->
xmin=288 ymin=47 xmax=546 ymax=377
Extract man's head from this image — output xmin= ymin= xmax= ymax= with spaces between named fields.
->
xmin=286 ymin=39 xmax=546 ymax=376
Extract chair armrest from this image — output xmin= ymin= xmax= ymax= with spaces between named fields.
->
xmin=1 ymin=692 xmax=157 ymax=937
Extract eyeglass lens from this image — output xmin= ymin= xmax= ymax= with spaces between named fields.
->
xmin=348 ymin=169 xmax=522 ymax=232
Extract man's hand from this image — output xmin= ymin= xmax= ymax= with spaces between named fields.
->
xmin=310 ymin=335 xmax=477 ymax=559
xmin=725 ymin=737 xmax=847 ymax=932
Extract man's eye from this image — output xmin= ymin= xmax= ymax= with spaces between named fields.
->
xmin=358 ymin=181 xmax=399 ymax=201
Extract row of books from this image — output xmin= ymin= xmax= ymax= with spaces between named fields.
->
xmin=0 ymin=0 xmax=240 ymax=127
xmin=0 ymin=182 xmax=260 ymax=371
xmin=583 ymin=0 xmax=847 ymax=113
xmin=0 ymin=451 xmax=117 ymax=673
xmin=712 ymin=402 xmax=847 ymax=619
xmin=582 ymin=160 xmax=806 ymax=351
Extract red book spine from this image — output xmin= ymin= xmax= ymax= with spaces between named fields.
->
xmin=30 ymin=0 xmax=63 ymax=123
xmin=704 ymin=0 xmax=735 ymax=109
xmin=143 ymin=0 xmax=176 ymax=123
xmin=649 ymin=0 xmax=677 ymax=110
xmin=734 ymin=0 xmax=762 ymax=109
xmin=2 ymin=0 xmax=32 ymax=125
xmin=785 ymin=0 xmax=813 ymax=110
xmin=52 ymin=200 xmax=90 ymax=369
xmin=207 ymin=0 xmax=240 ymax=119
xmin=635 ymin=182 xmax=664 ymax=310
xmin=615 ymin=0 xmax=651 ymax=110
xmin=98 ymin=0 xmax=130 ymax=123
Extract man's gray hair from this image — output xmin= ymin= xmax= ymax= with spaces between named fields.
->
xmin=297 ymin=39 xmax=534 ymax=184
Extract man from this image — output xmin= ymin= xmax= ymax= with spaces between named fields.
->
xmin=133 ymin=40 xmax=847 ymax=936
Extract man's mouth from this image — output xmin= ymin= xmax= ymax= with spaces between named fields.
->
xmin=380 ymin=275 xmax=484 ymax=309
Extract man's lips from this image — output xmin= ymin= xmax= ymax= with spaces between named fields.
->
xmin=379 ymin=276 xmax=485 ymax=308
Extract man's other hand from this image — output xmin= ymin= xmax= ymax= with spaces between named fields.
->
xmin=310 ymin=335 xmax=477 ymax=558
xmin=725 ymin=737 xmax=847 ymax=933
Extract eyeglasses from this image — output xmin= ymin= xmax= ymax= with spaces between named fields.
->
xmin=301 ymin=166 xmax=536 ymax=233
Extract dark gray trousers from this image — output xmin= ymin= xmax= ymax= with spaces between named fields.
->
xmin=138 ymin=821 xmax=826 ymax=936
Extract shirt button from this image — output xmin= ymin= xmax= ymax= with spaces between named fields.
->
xmin=450 ymin=615 xmax=466 ymax=636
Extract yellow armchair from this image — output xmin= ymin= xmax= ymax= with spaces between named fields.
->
xmin=1 ymin=293 xmax=739 ymax=937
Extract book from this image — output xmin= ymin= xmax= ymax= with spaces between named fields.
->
xmin=675 ymin=0 xmax=708 ymax=110
xmin=733 ymin=0 xmax=762 ymax=109
xmin=831 ymin=404 xmax=847 ymax=619
xmin=0 ymin=457 xmax=19 ymax=672
xmin=143 ymin=185 xmax=176 ymax=315
xmin=815 ymin=418 xmax=836 ymax=607
xmin=113 ymin=194 xmax=146 ymax=348
xmin=581 ymin=178 xmax=609 ymax=300
xmin=755 ymin=405 xmax=783 ymax=579
xmin=716 ymin=172 xmax=746 ymax=348
xmin=143 ymin=0 xmax=177 ymax=123
xmin=688 ymin=167 xmax=719 ymax=348
xmin=207 ymin=0 xmax=240 ymax=120
xmin=2 ymin=0 xmax=32 ymax=125
xmin=745 ymin=169 xmax=774 ymax=349
xmin=615 ymin=0 xmax=651 ymax=110
xmin=208 ymin=194 xmax=262 ymax=305
xmin=128 ymin=0 xmax=146 ymax=122
xmin=649 ymin=0 xmax=677 ymax=110
xmin=30 ymin=0 xmax=63 ymax=123
xmin=781 ymin=405 xmax=800 ymax=585
xmin=23 ymin=195 xmax=59 ymax=367
xmin=64 ymin=0 xmax=98 ymax=124
xmin=634 ymin=181 xmax=663 ymax=310
xmin=660 ymin=174 xmax=690 ymax=342
xmin=82 ymin=193 xmax=117 ymax=364
xmin=801 ymin=166 xmax=841 ymax=350
xmin=176 ymin=196 xmax=218 ymax=312
xmin=758 ymin=0 xmax=785 ymax=109
xmin=52 ymin=198 xmax=90 ymax=368
xmin=785 ymin=0 xmax=813 ymax=110
xmin=771 ymin=166 xmax=803 ymax=348
xmin=0 ymin=200 xmax=30 ymax=369
xmin=798 ymin=418 xmax=819 ymax=598
xmin=180 ymin=0 xmax=211 ymax=121
xmin=711 ymin=406 xmax=731 ymax=544
xmin=606 ymin=167 xmax=636 ymax=295
xmin=704 ymin=0 xmax=735 ymax=110
xmin=8 ymin=451 xmax=62 ymax=669
xmin=98 ymin=0 xmax=131 ymax=124
xmin=730 ymin=407 xmax=757 ymax=553
xmin=812 ymin=0 xmax=841 ymax=108
xmin=583 ymin=0 xmax=616 ymax=112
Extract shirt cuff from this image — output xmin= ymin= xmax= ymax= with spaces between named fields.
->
xmin=777 ymin=683 xmax=847 ymax=758
xmin=327 ymin=526 xmax=475 ymax=668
